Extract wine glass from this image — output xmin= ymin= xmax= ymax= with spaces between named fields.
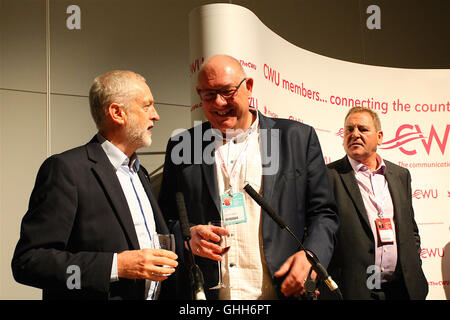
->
xmin=155 ymin=233 xmax=175 ymax=276
xmin=208 ymin=220 xmax=231 ymax=289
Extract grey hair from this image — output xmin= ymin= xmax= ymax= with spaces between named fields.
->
xmin=344 ymin=106 xmax=382 ymax=132
xmin=89 ymin=70 xmax=146 ymax=129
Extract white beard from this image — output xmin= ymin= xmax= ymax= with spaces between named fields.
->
xmin=125 ymin=114 xmax=152 ymax=150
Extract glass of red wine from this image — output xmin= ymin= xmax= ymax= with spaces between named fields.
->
xmin=208 ymin=220 xmax=231 ymax=289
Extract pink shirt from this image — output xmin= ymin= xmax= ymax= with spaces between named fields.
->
xmin=348 ymin=155 xmax=398 ymax=283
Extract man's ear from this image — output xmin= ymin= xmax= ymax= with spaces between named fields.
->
xmin=108 ymin=103 xmax=126 ymax=126
xmin=245 ymin=77 xmax=254 ymax=94
xmin=377 ymin=130 xmax=384 ymax=145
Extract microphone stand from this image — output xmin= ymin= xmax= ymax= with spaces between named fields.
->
xmin=284 ymin=224 xmax=342 ymax=300
xmin=302 ymin=266 xmax=317 ymax=300
xmin=243 ymin=184 xmax=343 ymax=300
xmin=185 ymin=240 xmax=207 ymax=300
xmin=176 ymin=192 xmax=206 ymax=300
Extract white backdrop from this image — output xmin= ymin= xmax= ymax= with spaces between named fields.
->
xmin=188 ymin=3 xmax=449 ymax=300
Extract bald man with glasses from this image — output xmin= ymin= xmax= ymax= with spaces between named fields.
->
xmin=159 ymin=55 xmax=338 ymax=300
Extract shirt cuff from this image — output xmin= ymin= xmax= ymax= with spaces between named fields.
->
xmin=110 ymin=253 xmax=119 ymax=282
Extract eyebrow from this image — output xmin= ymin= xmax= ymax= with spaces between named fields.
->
xmin=345 ymin=124 xmax=370 ymax=130
xmin=201 ymin=85 xmax=235 ymax=91
xmin=201 ymin=78 xmax=246 ymax=91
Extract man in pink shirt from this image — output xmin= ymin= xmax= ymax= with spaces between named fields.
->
xmin=323 ymin=106 xmax=428 ymax=300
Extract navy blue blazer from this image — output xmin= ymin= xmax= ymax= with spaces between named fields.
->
xmin=159 ymin=112 xmax=339 ymax=299
xmin=12 ymin=136 xmax=169 ymax=300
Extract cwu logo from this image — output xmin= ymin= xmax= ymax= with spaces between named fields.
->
xmin=412 ymin=189 xmax=438 ymax=199
xmin=380 ymin=124 xmax=449 ymax=156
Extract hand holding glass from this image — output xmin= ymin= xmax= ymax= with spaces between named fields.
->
xmin=155 ymin=234 xmax=175 ymax=276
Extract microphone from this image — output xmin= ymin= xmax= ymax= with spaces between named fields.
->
xmin=176 ymin=192 xmax=192 ymax=241
xmin=243 ymin=184 xmax=343 ymax=300
xmin=175 ymin=192 xmax=206 ymax=300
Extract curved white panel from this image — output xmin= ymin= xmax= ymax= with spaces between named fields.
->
xmin=189 ymin=3 xmax=450 ymax=300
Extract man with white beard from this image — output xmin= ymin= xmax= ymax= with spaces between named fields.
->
xmin=12 ymin=70 xmax=178 ymax=300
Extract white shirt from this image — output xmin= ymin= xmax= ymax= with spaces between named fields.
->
xmin=214 ymin=114 xmax=278 ymax=300
xmin=98 ymin=133 xmax=160 ymax=299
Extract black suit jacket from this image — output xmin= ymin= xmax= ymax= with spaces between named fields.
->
xmin=324 ymin=156 xmax=428 ymax=299
xmin=12 ymin=136 xmax=169 ymax=300
xmin=158 ymin=112 xmax=339 ymax=299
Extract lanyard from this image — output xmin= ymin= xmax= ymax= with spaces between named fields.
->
xmin=355 ymin=172 xmax=389 ymax=219
xmin=216 ymin=138 xmax=250 ymax=194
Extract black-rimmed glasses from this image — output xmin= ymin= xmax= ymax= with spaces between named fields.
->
xmin=197 ymin=78 xmax=247 ymax=102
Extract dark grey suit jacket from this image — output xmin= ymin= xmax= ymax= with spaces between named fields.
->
xmin=158 ymin=112 xmax=339 ymax=299
xmin=12 ymin=136 xmax=169 ymax=300
xmin=324 ymin=156 xmax=428 ymax=299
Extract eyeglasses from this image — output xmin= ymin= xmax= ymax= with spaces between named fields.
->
xmin=197 ymin=78 xmax=247 ymax=102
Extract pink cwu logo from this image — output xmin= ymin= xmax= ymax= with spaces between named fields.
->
xmin=380 ymin=124 xmax=449 ymax=156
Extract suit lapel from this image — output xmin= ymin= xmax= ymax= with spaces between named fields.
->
xmin=384 ymin=162 xmax=403 ymax=228
xmin=259 ymin=113 xmax=277 ymax=202
xmin=86 ymin=140 xmax=140 ymax=250
xmin=338 ymin=157 xmax=372 ymax=231
xmin=202 ymin=163 xmax=221 ymax=214
xmin=200 ymin=122 xmax=221 ymax=214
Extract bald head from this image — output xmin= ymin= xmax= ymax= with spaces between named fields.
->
xmin=198 ymin=55 xmax=246 ymax=84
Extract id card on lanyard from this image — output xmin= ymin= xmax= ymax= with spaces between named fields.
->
xmin=356 ymin=173 xmax=395 ymax=244
xmin=216 ymin=140 xmax=249 ymax=225
xmin=220 ymin=192 xmax=247 ymax=225
xmin=375 ymin=218 xmax=395 ymax=243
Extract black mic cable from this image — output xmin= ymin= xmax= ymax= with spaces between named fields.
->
xmin=175 ymin=192 xmax=207 ymax=300
xmin=243 ymin=184 xmax=343 ymax=300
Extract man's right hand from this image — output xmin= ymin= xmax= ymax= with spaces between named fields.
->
xmin=117 ymin=248 xmax=178 ymax=281
xmin=188 ymin=224 xmax=229 ymax=261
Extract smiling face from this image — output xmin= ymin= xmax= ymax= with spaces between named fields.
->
xmin=197 ymin=55 xmax=254 ymax=135
xmin=343 ymin=111 xmax=383 ymax=167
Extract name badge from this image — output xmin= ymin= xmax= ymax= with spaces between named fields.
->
xmin=220 ymin=192 xmax=247 ymax=225
xmin=375 ymin=218 xmax=395 ymax=244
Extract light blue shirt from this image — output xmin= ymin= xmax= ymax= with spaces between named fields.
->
xmin=98 ymin=133 xmax=160 ymax=300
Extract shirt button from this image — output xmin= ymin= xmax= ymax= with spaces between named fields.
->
xmin=230 ymin=263 xmax=236 ymax=268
